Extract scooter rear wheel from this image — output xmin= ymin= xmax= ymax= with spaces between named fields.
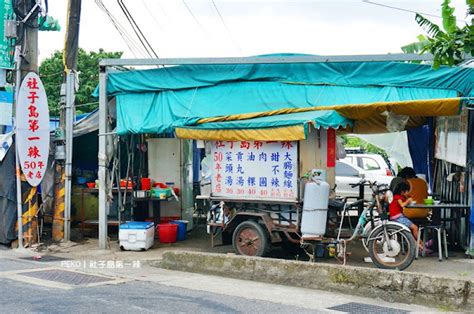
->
xmin=368 ymin=225 xmax=416 ymax=270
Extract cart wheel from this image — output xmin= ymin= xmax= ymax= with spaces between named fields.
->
xmin=232 ymin=220 xmax=269 ymax=257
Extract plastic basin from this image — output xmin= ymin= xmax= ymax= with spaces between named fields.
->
xmin=157 ymin=223 xmax=178 ymax=243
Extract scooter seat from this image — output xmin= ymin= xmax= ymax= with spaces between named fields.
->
xmin=328 ymin=199 xmax=345 ymax=211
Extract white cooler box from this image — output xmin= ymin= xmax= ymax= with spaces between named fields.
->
xmin=119 ymin=221 xmax=155 ymax=251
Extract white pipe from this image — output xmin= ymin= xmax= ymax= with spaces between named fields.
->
xmin=98 ymin=67 xmax=108 ymax=249
xmin=64 ymin=71 xmax=75 ymax=241
xmin=14 ymin=46 xmax=23 ymax=249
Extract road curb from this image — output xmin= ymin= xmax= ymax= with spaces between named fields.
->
xmin=152 ymin=250 xmax=472 ymax=310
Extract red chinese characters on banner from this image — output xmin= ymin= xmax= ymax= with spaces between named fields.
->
xmin=327 ymin=128 xmax=336 ymax=167
xmin=24 ymin=77 xmax=42 ymax=179
xmin=211 ymin=141 xmax=298 ymax=200
xmin=16 ymin=72 xmax=50 ymax=187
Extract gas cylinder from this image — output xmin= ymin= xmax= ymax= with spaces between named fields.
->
xmin=301 ymin=169 xmax=330 ymax=238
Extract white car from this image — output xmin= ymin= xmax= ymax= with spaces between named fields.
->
xmin=335 ymin=160 xmax=393 ymax=200
xmin=342 ymin=153 xmax=394 ymax=177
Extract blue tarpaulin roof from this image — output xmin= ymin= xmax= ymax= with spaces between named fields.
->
xmin=95 ymin=58 xmax=474 ymax=138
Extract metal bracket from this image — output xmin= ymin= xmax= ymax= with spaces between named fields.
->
xmin=20 ymin=2 xmax=41 ymax=24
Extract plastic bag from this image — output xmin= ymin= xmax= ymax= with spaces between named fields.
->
xmin=386 ymin=112 xmax=409 ymax=132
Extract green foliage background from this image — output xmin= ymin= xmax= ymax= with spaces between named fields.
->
xmin=402 ymin=0 xmax=473 ymax=68
xmin=39 ymin=48 xmax=122 ymax=116
xmin=340 ymin=135 xmax=389 ymax=160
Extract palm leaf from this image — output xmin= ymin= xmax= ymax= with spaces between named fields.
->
xmin=415 ymin=14 xmax=442 ymax=38
xmin=401 ymin=38 xmax=430 ymax=54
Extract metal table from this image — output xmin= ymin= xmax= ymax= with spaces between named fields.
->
xmin=134 ymin=195 xmax=176 ymax=226
xmin=80 ymin=188 xmax=176 ymax=230
xmin=404 ymin=203 xmax=470 ymax=248
xmin=79 ymin=188 xmax=131 ymax=230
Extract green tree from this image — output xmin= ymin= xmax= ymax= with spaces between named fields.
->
xmin=39 ymin=48 xmax=122 ymax=115
xmin=402 ymin=0 xmax=473 ymax=68
xmin=341 ymin=135 xmax=389 ymax=159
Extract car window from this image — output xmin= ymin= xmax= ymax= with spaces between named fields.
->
xmin=336 ymin=162 xmax=359 ymax=177
xmin=342 ymin=156 xmax=353 ymax=164
xmin=361 ymin=157 xmax=380 ymax=170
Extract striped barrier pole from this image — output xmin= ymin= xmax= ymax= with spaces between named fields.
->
xmin=53 ymin=162 xmax=65 ymax=241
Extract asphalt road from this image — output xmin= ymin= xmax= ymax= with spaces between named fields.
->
xmin=0 ymin=276 xmax=316 ymax=313
xmin=0 ymin=255 xmax=436 ymax=313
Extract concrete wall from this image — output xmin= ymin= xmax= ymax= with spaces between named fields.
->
xmin=156 ymin=250 xmax=473 ymax=310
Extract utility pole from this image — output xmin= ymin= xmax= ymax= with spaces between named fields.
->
xmin=53 ymin=0 xmax=81 ymax=241
xmin=14 ymin=0 xmax=39 ymax=248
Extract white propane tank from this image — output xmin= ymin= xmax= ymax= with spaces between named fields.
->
xmin=301 ymin=169 xmax=330 ymax=238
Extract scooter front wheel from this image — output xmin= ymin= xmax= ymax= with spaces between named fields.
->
xmin=367 ymin=225 xmax=416 ymax=270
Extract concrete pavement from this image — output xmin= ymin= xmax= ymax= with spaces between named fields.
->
xmin=2 ymin=224 xmax=472 ymax=312
xmin=0 ymin=252 xmax=439 ymax=313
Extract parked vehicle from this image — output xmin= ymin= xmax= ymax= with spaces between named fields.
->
xmin=342 ymin=152 xmax=394 ymax=176
xmin=207 ymin=178 xmax=416 ymax=270
xmin=333 ymin=180 xmax=416 ymax=270
xmin=335 ymin=160 xmax=392 ymax=199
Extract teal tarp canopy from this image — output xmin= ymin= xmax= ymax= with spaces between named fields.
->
xmin=115 ymin=83 xmax=458 ymax=135
xmin=177 ymin=110 xmax=350 ymax=131
xmin=96 ymin=59 xmax=474 ymax=135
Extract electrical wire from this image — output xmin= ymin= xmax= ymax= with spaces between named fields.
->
xmin=74 ymin=101 xmax=99 ymax=108
xmin=117 ymin=0 xmax=154 ymax=58
xmin=39 ymin=70 xmax=64 ymax=78
xmin=182 ymin=0 xmax=207 ymax=33
xmin=95 ymin=0 xmax=148 ymax=57
xmin=141 ymin=0 xmax=164 ymax=32
xmin=210 ymin=0 xmax=243 ymax=55
xmin=362 ymin=0 xmax=467 ymax=23
xmin=117 ymin=0 xmax=159 ymax=59
xmin=97 ymin=0 xmax=147 ymax=57
xmin=156 ymin=1 xmax=169 ymax=19
xmin=96 ymin=0 xmax=141 ymax=57
xmin=113 ymin=1 xmax=185 ymax=103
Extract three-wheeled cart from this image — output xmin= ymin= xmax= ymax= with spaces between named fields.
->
xmin=207 ymin=196 xmax=302 ymax=256
xmin=204 ymin=137 xmax=337 ymax=257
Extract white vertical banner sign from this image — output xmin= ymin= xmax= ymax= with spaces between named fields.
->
xmin=16 ymin=72 xmax=50 ymax=186
xmin=435 ymin=110 xmax=467 ymax=167
xmin=211 ymin=141 xmax=298 ymax=201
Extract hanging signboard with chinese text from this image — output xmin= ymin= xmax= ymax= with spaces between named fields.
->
xmin=0 ymin=1 xmax=14 ymax=69
xmin=16 ymin=72 xmax=50 ymax=186
xmin=211 ymin=141 xmax=298 ymax=201
xmin=435 ymin=109 xmax=467 ymax=167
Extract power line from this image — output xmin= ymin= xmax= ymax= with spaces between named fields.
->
xmin=95 ymin=0 xmax=142 ymax=56
xmin=156 ymin=1 xmax=169 ymax=19
xmin=117 ymin=0 xmax=159 ymax=59
xmin=362 ymin=0 xmax=467 ymax=24
xmin=141 ymin=0 xmax=165 ymax=31
xmin=95 ymin=0 xmax=148 ymax=57
xmin=210 ymin=0 xmax=243 ymax=55
xmin=182 ymin=0 xmax=207 ymax=33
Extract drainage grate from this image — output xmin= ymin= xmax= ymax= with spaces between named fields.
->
xmin=19 ymin=269 xmax=113 ymax=285
xmin=19 ymin=256 xmax=70 ymax=262
xmin=328 ymin=302 xmax=409 ymax=314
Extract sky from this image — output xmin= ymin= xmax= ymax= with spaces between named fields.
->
xmin=38 ymin=0 xmax=471 ymax=62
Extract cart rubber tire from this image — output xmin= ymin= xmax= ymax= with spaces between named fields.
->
xmin=232 ymin=220 xmax=269 ymax=257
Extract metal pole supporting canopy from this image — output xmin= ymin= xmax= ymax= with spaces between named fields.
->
xmin=99 ymin=53 xmax=437 ymax=67
xmin=95 ymin=52 xmax=455 ymax=249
